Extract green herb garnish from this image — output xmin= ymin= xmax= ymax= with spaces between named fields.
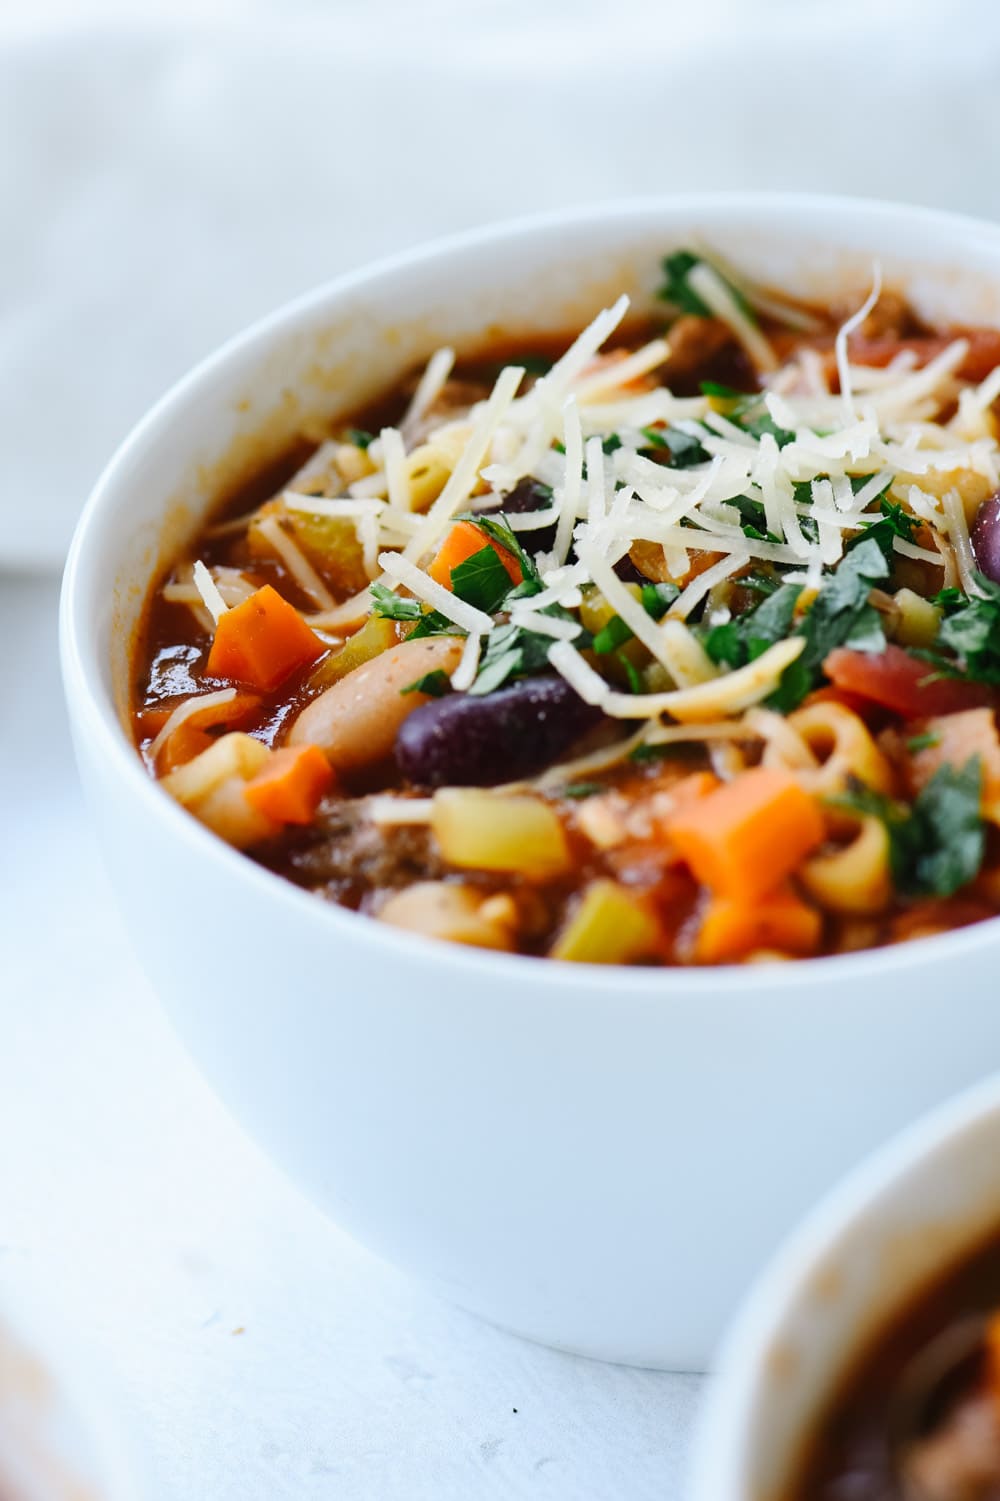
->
xmin=641 ymin=425 xmax=710 ymax=468
xmin=766 ymin=536 xmax=890 ymax=712
xmin=703 ymin=583 xmax=803 ymax=669
xmin=846 ymin=496 xmax=920 ymax=562
xmin=456 ymin=512 xmax=540 ymax=590
xmin=401 ymin=669 xmax=451 ymax=697
xmin=448 ymin=544 xmax=514 ymax=614
xmin=932 ymin=574 xmax=1000 ymax=685
xmin=408 ymin=610 xmax=463 ymax=640
xmin=469 ymin=606 xmax=586 ymax=696
xmin=592 ymin=616 xmax=634 ymax=654
xmin=658 ymin=252 xmax=756 ymax=324
xmin=835 ymin=760 xmax=984 ymax=898
xmin=906 ymin=732 xmax=940 ymax=754
xmin=345 ymin=427 xmax=374 ymax=450
xmin=370 ymin=582 xmax=422 ymax=621
xmin=591 ymin=582 xmax=679 ymax=654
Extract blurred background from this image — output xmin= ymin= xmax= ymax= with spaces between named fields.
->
xmin=4 ymin=0 xmax=1000 ymax=570
xmin=4 ymin=4 xmax=1000 ymax=1497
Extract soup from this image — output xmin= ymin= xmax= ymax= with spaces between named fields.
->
xmin=788 ymin=1223 xmax=1000 ymax=1500
xmin=131 ymin=250 xmax=1000 ymax=965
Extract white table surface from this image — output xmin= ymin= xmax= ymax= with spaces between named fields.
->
xmin=0 ymin=572 xmax=702 ymax=1500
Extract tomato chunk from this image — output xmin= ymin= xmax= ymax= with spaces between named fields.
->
xmin=848 ymin=329 xmax=1000 ymax=384
xmin=824 ymin=645 xmax=994 ymax=718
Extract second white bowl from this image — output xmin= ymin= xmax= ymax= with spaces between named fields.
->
xmin=689 ymin=1071 xmax=1000 ymax=1500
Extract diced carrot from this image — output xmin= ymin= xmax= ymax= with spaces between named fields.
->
xmin=244 ymin=743 xmax=335 ymax=825
xmin=694 ymin=885 xmax=823 ymax=963
xmin=139 ymin=692 xmax=263 ymax=772
xmin=428 ymin=520 xmax=523 ymax=591
xmin=665 ymin=766 xmax=826 ymax=902
xmin=663 ymin=770 xmax=721 ymax=811
xmin=206 ymin=585 xmax=324 ymax=692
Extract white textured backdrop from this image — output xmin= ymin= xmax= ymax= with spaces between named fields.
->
xmin=4 ymin=0 xmax=1000 ymax=565
xmin=3 ymin=6 xmax=1000 ymax=1496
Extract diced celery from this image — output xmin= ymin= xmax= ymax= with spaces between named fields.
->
xmin=550 ymin=880 xmax=661 ymax=964
xmin=431 ymin=790 xmax=570 ymax=879
xmin=309 ymin=615 xmax=397 ymax=690
xmin=893 ymin=587 xmax=942 ymax=649
xmin=286 ymin=511 xmax=370 ymax=595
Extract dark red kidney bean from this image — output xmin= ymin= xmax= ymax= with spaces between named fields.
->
xmin=395 ymin=674 xmax=605 ymax=787
xmin=614 ymin=553 xmax=652 ymax=585
xmin=971 ymin=492 xmax=1000 ymax=583
xmin=478 ymin=479 xmax=557 ymax=555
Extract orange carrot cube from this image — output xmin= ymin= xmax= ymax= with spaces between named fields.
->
xmin=244 ymin=743 xmax=335 ymax=825
xmin=206 ymin=585 xmax=324 ymax=691
xmin=428 ymin=520 xmax=522 ymax=591
xmin=665 ymin=766 xmax=825 ymax=901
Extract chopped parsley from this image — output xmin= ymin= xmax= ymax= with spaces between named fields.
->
xmin=469 ymin=512 xmax=541 ymax=586
xmin=846 ymin=496 xmax=920 ymax=562
xmin=592 ymin=616 xmax=634 ymax=654
xmin=703 ymin=583 xmax=803 ymax=669
xmin=370 ymin=580 xmax=461 ymax=639
xmin=932 ymin=574 xmax=1000 ymax=685
xmin=836 ymin=759 xmax=985 ymax=898
xmin=641 ymin=425 xmax=710 ymax=468
xmin=700 ymin=383 xmax=795 ymax=446
xmin=401 ymin=669 xmax=451 ymax=697
xmin=560 ymin=781 xmax=605 ymax=799
xmin=408 ymin=610 xmax=461 ymax=639
xmin=345 ymin=427 xmax=374 ymax=450
xmin=590 ymin=582 xmax=679 ymax=654
xmin=370 ymin=582 xmax=422 ymax=621
xmin=766 ymin=536 xmax=889 ymax=712
xmin=448 ymin=545 xmax=514 ymax=614
xmin=906 ymin=731 xmax=940 ymax=754
xmin=730 ymin=494 xmax=782 ymax=545
xmin=658 ymin=251 xmax=756 ymax=324
xmin=517 ymin=354 xmax=553 ymax=376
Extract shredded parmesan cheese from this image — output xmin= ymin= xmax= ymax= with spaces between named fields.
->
xmin=450 ymin=632 xmax=482 ymax=691
xmin=836 ymin=266 xmax=883 ymax=417
xmin=380 ymin=427 xmax=412 ymax=512
xmin=686 ymin=262 xmax=778 ymax=373
xmin=192 ymin=560 xmax=229 ymax=624
xmin=255 ymin=514 xmax=336 ymax=609
xmin=547 ymin=636 xmax=805 ymax=722
xmin=148 ymin=688 xmax=237 ymax=762
xmin=402 ymin=364 xmax=524 ymax=563
xmin=401 ymin=347 xmax=456 ymax=441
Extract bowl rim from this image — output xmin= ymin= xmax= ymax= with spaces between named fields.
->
xmin=687 ymin=1067 xmax=1000 ymax=1500
xmin=60 ymin=189 xmax=1000 ymax=995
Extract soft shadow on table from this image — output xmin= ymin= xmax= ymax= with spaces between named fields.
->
xmin=0 ymin=573 xmax=703 ymax=1500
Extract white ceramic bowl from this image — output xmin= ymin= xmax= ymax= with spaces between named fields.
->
xmin=60 ymin=194 xmax=1000 ymax=1370
xmin=689 ymin=1070 xmax=1000 ymax=1500
xmin=0 ymin=1287 xmax=136 ymax=1501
